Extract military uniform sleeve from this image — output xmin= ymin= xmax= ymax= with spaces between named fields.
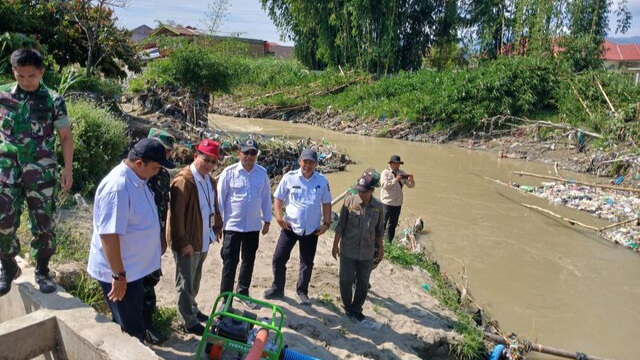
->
xmin=52 ymin=94 xmax=71 ymax=129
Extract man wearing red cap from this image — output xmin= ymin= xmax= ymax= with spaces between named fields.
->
xmin=167 ymin=139 xmax=222 ymax=336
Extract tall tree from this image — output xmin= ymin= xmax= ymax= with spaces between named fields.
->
xmin=261 ymin=0 xmax=443 ymax=73
xmin=201 ymin=0 xmax=230 ymax=35
xmin=64 ymin=0 xmax=130 ymax=77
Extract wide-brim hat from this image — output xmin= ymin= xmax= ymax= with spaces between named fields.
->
xmin=196 ymin=139 xmax=220 ymax=158
xmin=133 ymin=138 xmax=176 ymax=169
xmin=389 ymin=155 xmax=404 ymax=164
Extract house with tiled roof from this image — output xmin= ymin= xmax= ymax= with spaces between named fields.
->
xmin=602 ymin=40 xmax=640 ymax=84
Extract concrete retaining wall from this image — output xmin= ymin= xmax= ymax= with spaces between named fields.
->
xmin=0 ymin=258 xmax=159 ymax=360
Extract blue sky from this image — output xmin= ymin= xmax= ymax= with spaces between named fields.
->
xmin=114 ymin=0 xmax=640 ymax=46
xmin=114 ymin=0 xmax=293 ymax=45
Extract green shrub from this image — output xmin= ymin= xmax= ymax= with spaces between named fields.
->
xmin=153 ymin=306 xmax=177 ymax=340
xmin=143 ymin=43 xmax=232 ymax=96
xmin=70 ymin=76 xmax=122 ymax=101
xmin=59 ymin=100 xmax=128 ymax=195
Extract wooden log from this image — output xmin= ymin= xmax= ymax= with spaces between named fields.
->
xmin=521 ymin=203 xmax=600 ymax=231
xmin=599 ymin=217 xmax=639 ymax=232
xmin=513 ymin=171 xmax=640 ymax=194
xmin=484 ymin=332 xmax=615 ymax=360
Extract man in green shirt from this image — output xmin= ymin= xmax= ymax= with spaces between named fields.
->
xmin=0 ymin=48 xmax=74 ymax=296
xmin=332 ymin=172 xmax=384 ymax=323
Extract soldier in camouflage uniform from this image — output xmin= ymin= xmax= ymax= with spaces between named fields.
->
xmin=144 ymin=127 xmax=175 ymax=344
xmin=0 ymin=49 xmax=74 ymax=296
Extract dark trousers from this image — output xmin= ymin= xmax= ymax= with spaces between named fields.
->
xmin=220 ymin=230 xmax=259 ymax=296
xmin=383 ymin=205 xmax=402 ymax=242
xmin=99 ymin=278 xmax=145 ymax=342
xmin=270 ymin=229 xmax=318 ymax=296
xmin=339 ymin=257 xmax=373 ymax=315
xmin=142 ymin=269 xmax=162 ymax=330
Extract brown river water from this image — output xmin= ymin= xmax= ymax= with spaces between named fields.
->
xmin=212 ymin=114 xmax=640 ymax=360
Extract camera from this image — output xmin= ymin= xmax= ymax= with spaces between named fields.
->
xmin=400 ymin=174 xmax=410 ymax=179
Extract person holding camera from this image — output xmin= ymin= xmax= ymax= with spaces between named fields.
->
xmin=380 ymin=155 xmax=414 ymax=242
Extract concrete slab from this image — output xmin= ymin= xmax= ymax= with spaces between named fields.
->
xmin=0 ymin=258 xmax=160 ymax=360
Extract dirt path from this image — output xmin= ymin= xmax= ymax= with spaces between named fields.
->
xmin=150 ymin=229 xmax=454 ymax=359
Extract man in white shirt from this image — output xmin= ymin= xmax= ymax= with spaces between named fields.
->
xmin=88 ymin=138 xmax=175 ymax=342
xmin=380 ymin=155 xmax=415 ymax=242
xmin=264 ymin=149 xmax=332 ymax=305
xmin=167 ymin=139 xmax=222 ymax=336
xmin=217 ymin=139 xmax=272 ymax=309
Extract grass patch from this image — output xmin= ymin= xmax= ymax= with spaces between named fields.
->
xmin=67 ymin=272 xmax=108 ymax=314
xmin=152 ymin=306 xmax=177 ymax=341
xmin=384 ymin=241 xmax=486 ymax=360
xmin=317 ymin=292 xmax=339 ymax=312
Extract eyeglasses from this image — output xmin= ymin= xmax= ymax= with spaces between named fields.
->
xmin=242 ymin=150 xmax=258 ymax=156
xmin=197 ymin=152 xmax=218 ymax=165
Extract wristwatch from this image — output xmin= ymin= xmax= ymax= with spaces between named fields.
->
xmin=112 ymin=271 xmax=127 ymax=281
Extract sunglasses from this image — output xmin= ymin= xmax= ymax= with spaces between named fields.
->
xmin=242 ymin=150 xmax=258 ymax=156
xmin=197 ymin=152 xmax=218 ymax=165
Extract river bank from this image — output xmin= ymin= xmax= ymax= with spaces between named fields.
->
xmin=210 ymin=96 xmax=640 ymax=253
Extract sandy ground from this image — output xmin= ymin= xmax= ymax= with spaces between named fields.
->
xmin=150 ymin=229 xmax=454 ymax=359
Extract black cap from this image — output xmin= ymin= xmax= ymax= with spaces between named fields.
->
xmin=133 ymin=138 xmax=176 ymax=169
xmin=300 ymin=148 xmax=318 ymax=162
xmin=355 ymin=173 xmax=376 ymax=192
xmin=240 ymin=138 xmax=259 ymax=152
xmin=389 ymin=155 xmax=404 ymax=164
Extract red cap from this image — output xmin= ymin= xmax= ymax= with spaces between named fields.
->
xmin=196 ymin=139 xmax=220 ymax=158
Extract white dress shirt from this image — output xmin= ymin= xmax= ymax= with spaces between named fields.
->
xmin=217 ymin=162 xmax=272 ymax=232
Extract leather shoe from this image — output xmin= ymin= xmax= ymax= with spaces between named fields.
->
xmin=184 ymin=323 xmax=205 ymax=336
xmin=145 ymin=329 xmax=164 ymax=345
xmin=196 ymin=311 xmax=209 ymax=322
xmin=263 ymin=288 xmax=284 ymax=300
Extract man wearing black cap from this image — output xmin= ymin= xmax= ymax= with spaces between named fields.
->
xmin=332 ymin=172 xmax=384 ymax=323
xmin=264 ymin=148 xmax=332 ymax=305
xmin=380 ymin=155 xmax=414 ymax=242
xmin=217 ymin=139 xmax=272 ymax=310
xmin=88 ymin=138 xmax=175 ymax=342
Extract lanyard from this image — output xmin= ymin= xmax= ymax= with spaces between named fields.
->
xmin=196 ymin=178 xmax=213 ymax=212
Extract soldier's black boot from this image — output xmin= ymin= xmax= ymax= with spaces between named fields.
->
xmin=35 ymin=257 xmax=56 ymax=294
xmin=0 ymin=258 xmax=22 ymax=296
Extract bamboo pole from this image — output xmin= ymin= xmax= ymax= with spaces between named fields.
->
xmin=331 ymin=189 xmax=351 ymax=207
xmin=484 ymin=332 xmax=615 ymax=360
xmin=569 ymin=82 xmax=593 ymax=118
xmin=521 ymin=204 xmax=600 ymax=231
xmin=594 ymin=78 xmax=617 ymax=116
xmin=513 ymin=171 xmax=640 ymax=194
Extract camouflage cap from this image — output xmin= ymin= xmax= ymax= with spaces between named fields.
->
xmin=147 ymin=128 xmax=176 ymax=150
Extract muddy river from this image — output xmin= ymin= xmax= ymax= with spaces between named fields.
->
xmin=212 ymin=114 xmax=639 ymax=360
